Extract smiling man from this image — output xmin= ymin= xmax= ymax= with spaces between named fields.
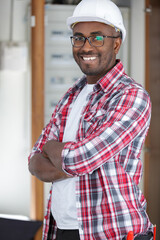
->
xmin=28 ymin=0 xmax=153 ymax=240
xmin=72 ymin=22 xmax=121 ymax=84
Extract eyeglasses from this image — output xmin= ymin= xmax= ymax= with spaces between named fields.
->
xmin=70 ymin=35 xmax=120 ymax=48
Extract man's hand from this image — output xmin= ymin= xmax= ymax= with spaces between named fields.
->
xmin=28 ymin=152 xmax=69 ymax=182
xmin=42 ymin=139 xmax=66 ymax=171
xmin=29 ymin=140 xmax=71 ymax=182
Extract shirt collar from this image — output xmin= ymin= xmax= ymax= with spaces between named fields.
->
xmin=95 ymin=60 xmax=125 ymax=92
xmin=72 ymin=60 xmax=125 ymax=93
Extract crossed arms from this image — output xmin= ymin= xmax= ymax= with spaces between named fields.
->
xmin=28 ymin=140 xmax=70 ymax=182
xmin=28 ymin=87 xmax=151 ymax=183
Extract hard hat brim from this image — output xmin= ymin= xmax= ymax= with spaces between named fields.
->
xmin=67 ymin=16 xmax=126 ymax=42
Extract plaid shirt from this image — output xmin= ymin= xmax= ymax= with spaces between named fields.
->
xmin=28 ymin=61 xmax=153 ymax=240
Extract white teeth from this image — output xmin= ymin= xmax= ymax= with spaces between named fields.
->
xmin=83 ymin=57 xmax=96 ymax=61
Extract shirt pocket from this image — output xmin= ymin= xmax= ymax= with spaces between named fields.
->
xmin=82 ymin=109 xmax=107 ymax=135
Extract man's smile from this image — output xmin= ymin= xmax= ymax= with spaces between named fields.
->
xmin=82 ymin=56 xmax=97 ymax=61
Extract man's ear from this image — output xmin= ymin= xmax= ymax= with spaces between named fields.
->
xmin=114 ymin=37 xmax=122 ymax=55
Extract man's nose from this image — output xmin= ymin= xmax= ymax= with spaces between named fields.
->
xmin=82 ymin=38 xmax=93 ymax=50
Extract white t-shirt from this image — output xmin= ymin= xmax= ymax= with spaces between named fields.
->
xmin=51 ymin=84 xmax=94 ymax=229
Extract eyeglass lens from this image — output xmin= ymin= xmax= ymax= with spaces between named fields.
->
xmin=71 ymin=36 xmax=104 ymax=47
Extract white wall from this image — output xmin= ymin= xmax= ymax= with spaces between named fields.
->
xmin=0 ymin=0 xmax=31 ymax=217
xmin=130 ymin=0 xmax=145 ymax=191
xmin=130 ymin=0 xmax=145 ymax=87
xmin=0 ymin=71 xmax=31 ymax=216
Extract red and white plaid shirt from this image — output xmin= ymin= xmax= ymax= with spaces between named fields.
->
xmin=28 ymin=60 xmax=153 ymax=240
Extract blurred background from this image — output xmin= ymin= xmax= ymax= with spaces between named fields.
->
xmin=0 ymin=0 xmax=159 ymax=239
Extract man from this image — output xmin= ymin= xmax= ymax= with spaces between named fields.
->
xmin=28 ymin=0 xmax=153 ymax=239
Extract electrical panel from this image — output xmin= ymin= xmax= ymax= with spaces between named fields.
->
xmin=44 ymin=4 xmax=130 ymax=124
xmin=45 ymin=4 xmax=81 ymax=124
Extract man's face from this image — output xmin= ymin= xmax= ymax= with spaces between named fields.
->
xmin=72 ymin=22 xmax=122 ymax=84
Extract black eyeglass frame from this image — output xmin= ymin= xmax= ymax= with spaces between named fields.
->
xmin=70 ymin=35 xmax=121 ymax=48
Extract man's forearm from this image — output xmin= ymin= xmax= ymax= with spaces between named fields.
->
xmin=42 ymin=139 xmax=66 ymax=171
xmin=28 ymin=152 xmax=69 ymax=182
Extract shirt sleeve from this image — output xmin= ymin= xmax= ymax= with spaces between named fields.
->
xmin=28 ymin=112 xmax=59 ymax=163
xmin=62 ymin=87 xmax=151 ymax=176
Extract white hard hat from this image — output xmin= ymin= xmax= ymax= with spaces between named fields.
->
xmin=67 ymin=0 xmax=126 ymax=42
